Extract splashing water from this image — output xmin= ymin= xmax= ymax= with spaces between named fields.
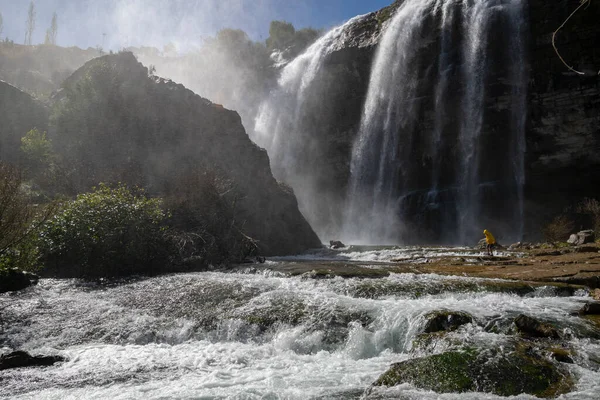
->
xmin=1 ymin=247 xmax=599 ymax=399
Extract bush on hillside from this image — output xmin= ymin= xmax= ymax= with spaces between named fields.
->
xmin=37 ymin=183 xmax=174 ymax=277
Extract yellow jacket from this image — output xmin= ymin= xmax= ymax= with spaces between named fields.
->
xmin=483 ymin=230 xmax=496 ymax=245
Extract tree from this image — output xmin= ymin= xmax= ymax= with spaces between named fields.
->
xmin=266 ymin=21 xmax=321 ymax=59
xmin=25 ymin=1 xmax=36 ymax=45
xmin=0 ymin=12 xmax=4 ymax=40
xmin=45 ymin=12 xmax=57 ymax=45
xmin=266 ymin=20 xmax=296 ymax=52
xmin=0 ymin=163 xmax=55 ymax=271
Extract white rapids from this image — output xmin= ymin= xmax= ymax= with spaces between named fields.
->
xmin=1 ymin=247 xmax=600 ymax=399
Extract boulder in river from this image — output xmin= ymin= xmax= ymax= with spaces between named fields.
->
xmin=514 ymin=314 xmax=561 ymax=339
xmin=372 ymin=347 xmax=573 ymax=398
xmin=329 ymin=240 xmax=346 ymax=249
xmin=422 ymin=310 xmax=473 ymax=334
xmin=0 ymin=351 xmax=65 ymax=370
xmin=0 ymin=269 xmax=39 ymax=293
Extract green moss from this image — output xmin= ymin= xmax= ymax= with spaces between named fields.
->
xmin=375 ymin=350 xmax=477 ymax=392
xmin=374 ymin=346 xmax=574 ymax=398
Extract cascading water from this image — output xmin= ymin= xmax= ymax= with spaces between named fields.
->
xmin=344 ymin=0 xmax=528 ymax=245
xmin=253 ymin=15 xmax=368 ymax=241
xmin=2 ymin=247 xmax=600 ymax=399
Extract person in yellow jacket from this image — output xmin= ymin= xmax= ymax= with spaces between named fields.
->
xmin=483 ymin=229 xmax=496 ymax=256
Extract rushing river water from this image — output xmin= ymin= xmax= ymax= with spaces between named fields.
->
xmin=2 ymin=247 xmax=600 ymax=399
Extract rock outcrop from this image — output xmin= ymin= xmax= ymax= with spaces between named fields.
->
xmin=50 ymin=53 xmax=320 ymax=256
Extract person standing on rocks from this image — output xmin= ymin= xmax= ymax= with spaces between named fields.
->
xmin=484 ymin=229 xmax=496 ymax=256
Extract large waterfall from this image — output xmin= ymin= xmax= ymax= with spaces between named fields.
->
xmin=344 ymin=0 xmax=528 ymax=245
xmin=253 ymin=15 xmax=368 ymax=241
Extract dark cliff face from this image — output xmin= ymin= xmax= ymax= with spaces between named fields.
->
xmin=525 ymin=0 xmax=600 ymax=234
xmin=0 ymin=81 xmax=49 ymax=164
xmin=300 ymin=0 xmax=599 ymax=242
xmin=51 ymin=53 xmax=321 ymax=256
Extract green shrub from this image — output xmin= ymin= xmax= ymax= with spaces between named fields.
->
xmin=37 ymin=183 xmax=174 ymax=278
xmin=20 ymin=128 xmax=53 ymax=174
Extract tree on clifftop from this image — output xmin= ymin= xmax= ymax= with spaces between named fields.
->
xmin=44 ymin=12 xmax=58 ymax=45
xmin=25 ymin=1 xmax=36 ymax=45
xmin=266 ymin=20 xmax=320 ymax=60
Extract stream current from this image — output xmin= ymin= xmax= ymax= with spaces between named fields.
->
xmin=1 ymin=247 xmax=600 ymax=399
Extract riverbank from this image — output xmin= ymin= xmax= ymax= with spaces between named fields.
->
xmin=234 ymin=243 xmax=600 ymax=290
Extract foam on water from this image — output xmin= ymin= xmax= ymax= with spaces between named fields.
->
xmin=2 ymin=258 xmax=599 ymax=398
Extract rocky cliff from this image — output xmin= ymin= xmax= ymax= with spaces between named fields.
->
xmin=525 ymin=0 xmax=600 ymax=233
xmin=55 ymin=53 xmax=321 ymax=255
xmin=0 ymin=52 xmax=321 ymax=256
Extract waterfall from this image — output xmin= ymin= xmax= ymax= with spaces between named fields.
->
xmin=343 ymin=0 xmax=438 ymax=245
xmin=253 ymin=15 xmax=368 ymax=241
xmin=344 ymin=0 xmax=527 ymax=245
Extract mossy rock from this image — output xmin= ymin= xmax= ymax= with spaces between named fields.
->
xmin=373 ymin=347 xmax=574 ymax=398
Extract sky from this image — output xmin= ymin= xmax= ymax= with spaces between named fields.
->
xmin=0 ymin=0 xmax=392 ymax=52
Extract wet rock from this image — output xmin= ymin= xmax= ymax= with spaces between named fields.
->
xmin=0 ymin=269 xmax=39 ymax=293
xmin=329 ymin=240 xmax=346 ymax=249
xmin=0 ymin=351 xmax=65 ymax=370
xmin=422 ymin=311 xmax=473 ymax=334
xmin=592 ymin=289 xmax=600 ymax=301
xmin=567 ymin=230 xmax=595 ymax=246
xmin=549 ymin=347 xmax=574 ymax=364
xmin=372 ymin=347 xmax=573 ymax=398
xmin=514 ymin=314 xmax=561 ymax=339
xmin=580 ymin=302 xmax=600 ymax=315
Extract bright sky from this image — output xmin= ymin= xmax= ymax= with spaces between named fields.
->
xmin=0 ymin=0 xmax=392 ymax=51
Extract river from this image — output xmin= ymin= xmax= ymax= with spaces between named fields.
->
xmin=1 ymin=246 xmax=600 ymax=399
